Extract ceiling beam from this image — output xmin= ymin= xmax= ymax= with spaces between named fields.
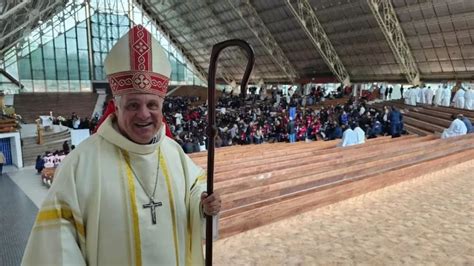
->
xmin=167 ymin=2 xmax=253 ymax=85
xmin=228 ymin=0 xmax=298 ymax=83
xmin=368 ymin=0 xmax=421 ymax=85
xmin=286 ymin=0 xmax=350 ymax=85
xmin=0 ymin=0 xmax=31 ymax=20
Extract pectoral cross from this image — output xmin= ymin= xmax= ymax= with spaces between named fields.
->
xmin=143 ymin=198 xmax=162 ymax=225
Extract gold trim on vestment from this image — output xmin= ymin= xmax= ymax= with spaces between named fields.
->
xmin=35 ymin=204 xmax=86 ymax=240
xmin=121 ymin=150 xmax=143 ymax=266
xmin=190 ymin=173 xmax=206 ymax=191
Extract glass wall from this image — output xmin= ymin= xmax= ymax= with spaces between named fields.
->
xmin=0 ymin=0 xmax=206 ymax=93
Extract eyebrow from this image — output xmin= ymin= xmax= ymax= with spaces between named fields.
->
xmin=125 ymin=98 xmax=160 ymax=103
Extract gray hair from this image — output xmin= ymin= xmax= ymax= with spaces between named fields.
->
xmin=113 ymin=96 xmax=122 ymax=109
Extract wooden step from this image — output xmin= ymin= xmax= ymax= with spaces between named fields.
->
xmin=218 ymin=136 xmax=466 ymax=212
xmin=421 ymin=105 xmax=474 ymax=119
xmin=404 ymin=124 xmax=431 ymax=136
xmin=193 ymin=139 xmax=341 ymax=166
xmin=403 ymin=112 xmax=451 ymax=128
xmin=210 ymin=136 xmax=420 ymax=181
xmin=403 ymin=116 xmax=445 ymax=133
xmin=215 ymin=136 xmax=435 ymax=195
xmin=218 ymin=135 xmax=474 ymax=238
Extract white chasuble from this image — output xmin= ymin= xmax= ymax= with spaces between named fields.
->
xmin=22 ymin=116 xmax=207 ymax=266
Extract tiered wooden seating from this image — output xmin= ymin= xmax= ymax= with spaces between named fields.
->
xmin=190 ymin=134 xmax=474 ymax=238
xmin=419 ymin=104 xmax=474 ymax=120
xmin=14 ymin=93 xmax=98 ymax=123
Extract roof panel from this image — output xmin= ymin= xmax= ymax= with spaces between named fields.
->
xmin=451 ymin=60 xmax=466 ymax=71
xmin=461 ymin=45 xmax=474 ymax=59
xmin=440 ymin=61 xmax=453 ymax=72
xmin=131 ymin=0 xmax=474 ymax=82
xmin=465 ymin=59 xmax=474 ymax=71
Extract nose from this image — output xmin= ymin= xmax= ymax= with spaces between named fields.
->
xmin=136 ymin=105 xmax=151 ymax=120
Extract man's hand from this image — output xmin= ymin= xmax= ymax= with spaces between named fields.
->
xmin=201 ymin=192 xmax=221 ymax=216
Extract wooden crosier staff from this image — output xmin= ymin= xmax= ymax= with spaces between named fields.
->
xmin=206 ymin=39 xmax=255 ymax=266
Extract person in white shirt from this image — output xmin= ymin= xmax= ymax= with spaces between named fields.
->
xmin=441 ymin=86 xmax=452 ymax=107
xmin=424 ymin=86 xmax=434 ymax=105
xmin=339 ymin=125 xmax=358 ymax=147
xmin=419 ymin=86 xmax=427 ymax=104
xmin=414 ymin=86 xmax=421 ymax=103
xmin=354 ymin=124 xmax=366 ymax=144
xmin=403 ymin=88 xmax=411 ymax=105
xmin=379 ymin=86 xmax=386 ymax=100
xmin=441 ymin=114 xmax=468 ymax=139
xmin=452 ymin=88 xmax=465 ymax=109
xmin=174 ymin=112 xmax=183 ymax=125
xmin=409 ymin=87 xmax=418 ymax=106
xmin=464 ymin=87 xmax=474 ymax=110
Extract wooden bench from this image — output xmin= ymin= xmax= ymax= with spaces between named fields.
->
xmin=403 ymin=116 xmax=445 ymax=134
xmin=411 ymin=108 xmax=454 ymax=120
xmin=403 ymin=124 xmax=432 ymax=136
xmin=403 ymin=112 xmax=451 ymax=128
xmin=209 ymin=136 xmax=413 ymax=181
xmin=217 ymin=134 xmax=474 ymax=238
xmin=420 ymin=105 xmax=474 ymax=120
xmin=191 ymin=139 xmax=341 ymax=165
xmin=217 ymin=135 xmax=439 ymax=207
xmin=215 ymin=135 xmax=434 ymax=195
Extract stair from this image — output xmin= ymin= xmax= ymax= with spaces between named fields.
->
xmin=22 ymin=129 xmax=71 ymax=166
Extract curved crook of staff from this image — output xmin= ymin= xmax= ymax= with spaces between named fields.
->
xmin=206 ymin=39 xmax=255 ymax=266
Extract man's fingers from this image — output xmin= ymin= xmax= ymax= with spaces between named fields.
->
xmin=201 ymin=193 xmax=220 ymax=204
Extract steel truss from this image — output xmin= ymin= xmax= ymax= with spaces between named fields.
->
xmin=286 ymin=0 xmax=350 ymax=85
xmin=368 ymin=0 xmax=420 ymax=85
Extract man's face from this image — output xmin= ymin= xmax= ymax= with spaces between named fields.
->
xmin=115 ymin=93 xmax=164 ymax=144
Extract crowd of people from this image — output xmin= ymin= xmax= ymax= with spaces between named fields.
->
xmin=403 ymin=84 xmax=474 ymax=110
xmin=161 ymin=89 xmax=405 ymax=153
xmin=51 ymin=111 xmax=100 ymax=132
xmin=35 ymin=140 xmax=74 ymax=174
xmin=36 ymin=84 xmax=473 ymax=159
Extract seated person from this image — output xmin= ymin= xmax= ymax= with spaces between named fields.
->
xmin=368 ymin=120 xmax=383 ymax=138
xmin=459 ymin=114 xmax=473 ymax=133
xmin=353 ymin=123 xmax=366 ymax=144
xmin=43 ymin=152 xmax=55 ymax=168
xmin=441 ymin=114 xmax=468 ymax=139
xmin=339 ymin=124 xmax=358 ymax=147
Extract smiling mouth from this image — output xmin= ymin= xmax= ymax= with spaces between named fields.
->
xmin=135 ymin=122 xmax=153 ymax=128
